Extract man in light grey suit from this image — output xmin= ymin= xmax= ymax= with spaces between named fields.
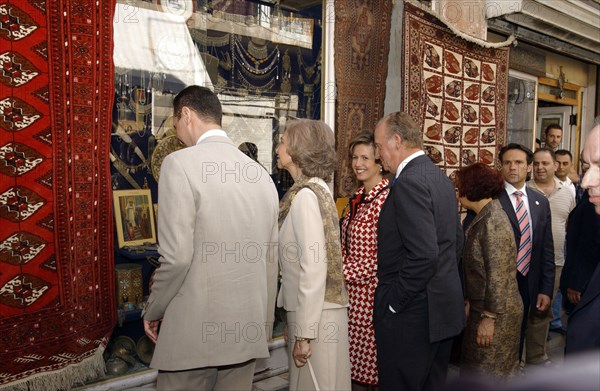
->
xmin=143 ymin=86 xmax=279 ymax=390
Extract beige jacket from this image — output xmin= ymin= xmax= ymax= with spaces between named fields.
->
xmin=143 ymin=136 xmax=279 ymax=370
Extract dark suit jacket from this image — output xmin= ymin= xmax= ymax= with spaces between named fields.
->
xmin=560 ymin=191 xmax=600 ymax=313
xmin=566 ymin=260 xmax=600 ymax=355
xmin=498 ymin=187 xmax=555 ymax=305
xmin=375 ymin=155 xmax=465 ymax=343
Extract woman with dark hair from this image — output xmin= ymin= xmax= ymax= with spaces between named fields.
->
xmin=455 ymin=163 xmax=523 ymax=379
xmin=276 ymin=119 xmax=351 ymax=390
xmin=340 ymin=132 xmax=389 ymax=390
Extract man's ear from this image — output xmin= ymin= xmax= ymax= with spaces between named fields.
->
xmin=181 ymin=107 xmax=192 ymax=124
xmin=393 ymin=133 xmax=402 ymax=149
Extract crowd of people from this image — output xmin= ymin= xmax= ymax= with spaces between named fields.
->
xmin=142 ymin=86 xmax=600 ymax=391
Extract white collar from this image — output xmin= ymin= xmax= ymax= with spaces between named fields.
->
xmin=557 ymin=176 xmax=572 ymax=187
xmin=196 ymin=129 xmax=228 ymax=145
xmin=505 ymin=182 xmax=528 ymax=197
xmin=395 ymin=150 xmax=425 ymax=179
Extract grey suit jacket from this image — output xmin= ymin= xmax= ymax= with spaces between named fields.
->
xmin=143 ymin=136 xmax=279 ymax=370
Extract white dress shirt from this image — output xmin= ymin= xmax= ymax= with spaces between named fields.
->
xmin=196 ymin=128 xmax=228 ymax=144
xmin=504 ymin=182 xmax=534 ymax=241
xmin=393 ymin=150 xmax=426 ymax=181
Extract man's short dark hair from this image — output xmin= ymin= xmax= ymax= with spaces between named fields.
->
xmin=534 ymin=147 xmax=556 ymax=162
xmin=545 ymin=124 xmax=562 ymax=135
xmin=499 ymin=143 xmax=533 ymax=165
xmin=555 ymin=149 xmax=572 ymax=161
xmin=173 ymin=85 xmax=222 ymax=126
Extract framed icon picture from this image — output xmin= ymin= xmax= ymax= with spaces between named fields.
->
xmin=113 ymin=189 xmax=157 ymax=248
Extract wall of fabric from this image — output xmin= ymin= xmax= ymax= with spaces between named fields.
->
xmin=0 ymin=1 xmax=116 ymax=389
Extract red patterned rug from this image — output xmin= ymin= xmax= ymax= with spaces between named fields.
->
xmin=0 ymin=1 xmax=115 ymax=389
xmin=334 ymin=0 xmax=392 ymax=197
xmin=402 ymin=2 xmax=510 ymax=177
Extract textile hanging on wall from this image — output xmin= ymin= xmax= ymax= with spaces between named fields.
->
xmin=0 ymin=1 xmax=116 ymax=390
xmin=334 ymin=0 xmax=392 ymax=197
xmin=402 ymin=2 xmax=510 ymax=178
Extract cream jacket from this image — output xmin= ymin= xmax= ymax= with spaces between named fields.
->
xmin=143 ymin=136 xmax=279 ymax=370
xmin=277 ymin=177 xmax=348 ymax=339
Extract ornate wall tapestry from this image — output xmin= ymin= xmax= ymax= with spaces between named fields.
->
xmin=334 ymin=0 xmax=392 ymax=197
xmin=402 ymin=2 xmax=510 ymax=178
xmin=0 ymin=1 xmax=116 ymax=390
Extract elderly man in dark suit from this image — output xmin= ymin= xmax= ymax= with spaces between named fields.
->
xmin=565 ymin=123 xmax=600 ymax=355
xmin=560 ymin=190 xmax=600 ymax=314
xmin=373 ymin=112 xmax=465 ymax=391
xmin=497 ymin=143 xmax=555 ymax=366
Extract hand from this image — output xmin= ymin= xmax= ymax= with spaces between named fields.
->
xmin=464 ymin=299 xmax=470 ymax=319
xmin=144 ymin=319 xmax=162 ymax=344
xmin=292 ymin=340 xmax=312 ymax=368
xmin=476 ymin=318 xmax=495 ymax=347
xmin=567 ymin=288 xmax=581 ymax=305
xmin=536 ymin=294 xmax=551 ymax=312
xmin=284 ymin=323 xmax=289 ymax=345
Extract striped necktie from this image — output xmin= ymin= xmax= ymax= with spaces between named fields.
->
xmin=514 ymin=191 xmax=531 ymax=276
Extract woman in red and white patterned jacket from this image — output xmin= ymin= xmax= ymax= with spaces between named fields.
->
xmin=341 ymin=132 xmax=390 ymax=390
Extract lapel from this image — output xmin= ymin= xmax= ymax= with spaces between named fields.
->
xmin=525 ymin=187 xmax=540 ymax=233
xmin=498 ymin=190 xmax=519 ymax=236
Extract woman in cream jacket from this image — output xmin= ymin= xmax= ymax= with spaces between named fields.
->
xmin=276 ymin=119 xmax=351 ymax=391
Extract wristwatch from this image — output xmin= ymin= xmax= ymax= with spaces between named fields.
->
xmin=295 ymin=337 xmax=311 ymax=342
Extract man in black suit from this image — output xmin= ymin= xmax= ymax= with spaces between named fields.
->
xmin=373 ymin=112 xmax=465 ymax=391
xmin=565 ymin=123 xmax=600 ymax=355
xmin=497 ymin=144 xmax=555 ymax=365
xmin=560 ymin=191 xmax=600 ymax=314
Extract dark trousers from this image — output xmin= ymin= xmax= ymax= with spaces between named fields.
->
xmin=516 ymin=271 xmax=530 ymax=358
xmin=375 ymin=294 xmax=453 ymax=391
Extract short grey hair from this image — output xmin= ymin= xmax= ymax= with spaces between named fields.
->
xmin=285 ymin=119 xmax=337 ymax=181
xmin=377 ymin=112 xmax=423 ymax=149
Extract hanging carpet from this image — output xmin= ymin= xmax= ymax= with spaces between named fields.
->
xmin=334 ymin=0 xmax=392 ymax=197
xmin=402 ymin=1 xmax=510 ymax=177
xmin=0 ymin=1 xmax=116 ymax=390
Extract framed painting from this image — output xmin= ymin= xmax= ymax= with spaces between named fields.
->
xmin=113 ymin=189 xmax=157 ymax=248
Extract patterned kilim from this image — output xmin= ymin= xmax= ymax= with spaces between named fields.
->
xmin=334 ymin=0 xmax=392 ymax=197
xmin=402 ymin=2 xmax=509 ymax=177
xmin=0 ymin=1 xmax=116 ymax=390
